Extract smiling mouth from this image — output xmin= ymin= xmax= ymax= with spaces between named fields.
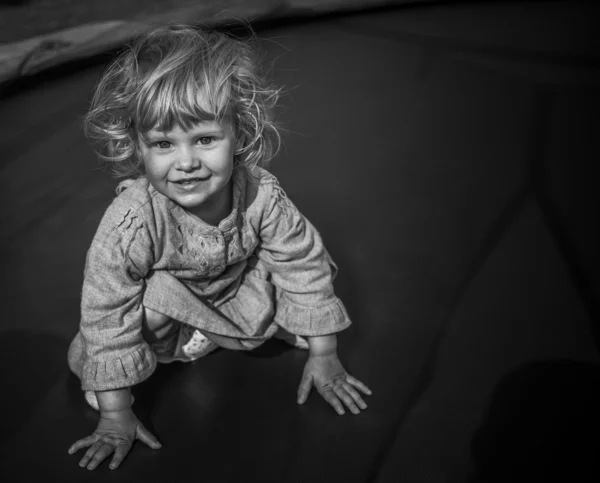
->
xmin=173 ymin=177 xmax=210 ymax=185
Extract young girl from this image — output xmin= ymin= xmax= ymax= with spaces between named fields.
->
xmin=67 ymin=24 xmax=371 ymax=471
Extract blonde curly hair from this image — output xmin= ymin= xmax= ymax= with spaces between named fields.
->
xmin=84 ymin=24 xmax=281 ymax=178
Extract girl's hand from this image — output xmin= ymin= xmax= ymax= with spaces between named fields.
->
xmin=297 ymin=352 xmax=372 ymax=415
xmin=68 ymin=408 xmax=161 ymax=470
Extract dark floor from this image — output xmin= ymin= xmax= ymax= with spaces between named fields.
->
xmin=1 ymin=2 xmax=600 ymax=482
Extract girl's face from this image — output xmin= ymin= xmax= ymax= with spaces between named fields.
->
xmin=139 ymin=118 xmax=238 ymax=224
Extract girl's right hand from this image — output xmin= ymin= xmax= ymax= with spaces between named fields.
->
xmin=68 ymin=408 xmax=161 ymax=471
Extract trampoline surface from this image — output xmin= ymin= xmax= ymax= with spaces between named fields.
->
xmin=1 ymin=2 xmax=599 ymax=482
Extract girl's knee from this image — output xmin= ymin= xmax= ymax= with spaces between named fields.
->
xmin=143 ymin=306 xmax=177 ymax=343
xmin=67 ymin=332 xmax=84 ymax=378
xmin=144 ymin=306 xmax=171 ymax=330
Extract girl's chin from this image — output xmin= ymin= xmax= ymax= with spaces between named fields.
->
xmin=172 ymin=189 xmax=222 ymax=213
xmin=176 ymin=195 xmax=211 ymax=211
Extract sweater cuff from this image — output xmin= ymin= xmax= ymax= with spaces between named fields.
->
xmin=274 ymin=295 xmax=352 ymax=336
xmin=81 ymin=343 xmax=157 ymax=391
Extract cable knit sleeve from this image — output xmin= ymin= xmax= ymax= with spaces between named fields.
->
xmin=79 ymin=196 xmax=157 ymax=391
xmin=256 ymin=175 xmax=351 ymax=336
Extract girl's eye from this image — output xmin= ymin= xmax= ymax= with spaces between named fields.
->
xmin=154 ymin=141 xmax=172 ymax=149
xmin=198 ymin=137 xmax=213 ymax=146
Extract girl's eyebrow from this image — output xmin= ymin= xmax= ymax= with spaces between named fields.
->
xmin=145 ymin=127 xmax=225 ymax=138
xmin=144 ymin=131 xmax=166 ymax=139
xmin=142 ymin=133 xmax=168 ymax=143
xmin=189 ymin=123 xmax=226 ymax=134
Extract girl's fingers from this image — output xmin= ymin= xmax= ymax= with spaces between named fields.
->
xmin=341 ymin=381 xmax=368 ymax=410
xmin=346 ymin=375 xmax=372 ymax=396
xmin=109 ymin=443 xmax=131 ymax=470
xmin=297 ymin=373 xmax=313 ymax=404
xmin=68 ymin=435 xmax=98 ymax=454
xmin=79 ymin=440 xmax=104 ymax=468
xmin=333 ymin=385 xmax=360 ymax=415
xmin=136 ymin=424 xmax=162 ymax=450
xmin=86 ymin=444 xmax=114 ymax=471
xmin=321 ymin=388 xmax=345 ymax=415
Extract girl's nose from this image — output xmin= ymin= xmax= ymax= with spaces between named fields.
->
xmin=177 ymin=148 xmax=200 ymax=171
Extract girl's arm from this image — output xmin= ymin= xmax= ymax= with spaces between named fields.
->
xmin=69 ymin=193 xmax=161 ymax=470
xmin=79 ymin=198 xmax=157 ymax=393
xmin=96 ymin=388 xmax=133 ymax=412
xmin=256 ymin=176 xmax=351 ymax=337
xmin=256 ymin=175 xmax=372 ymax=415
xmin=307 ymin=334 xmax=337 ymax=356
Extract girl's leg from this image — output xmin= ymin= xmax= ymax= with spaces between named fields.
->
xmin=143 ymin=306 xmax=219 ymax=363
xmin=67 ymin=332 xmax=84 ymax=378
xmin=142 ymin=306 xmax=178 ymax=344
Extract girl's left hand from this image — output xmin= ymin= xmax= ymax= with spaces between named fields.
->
xmin=297 ymin=353 xmax=372 ymax=415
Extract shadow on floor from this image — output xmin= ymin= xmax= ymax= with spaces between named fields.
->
xmin=0 ymin=329 xmax=69 ymax=447
xmin=468 ymin=359 xmax=600 ymax=483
